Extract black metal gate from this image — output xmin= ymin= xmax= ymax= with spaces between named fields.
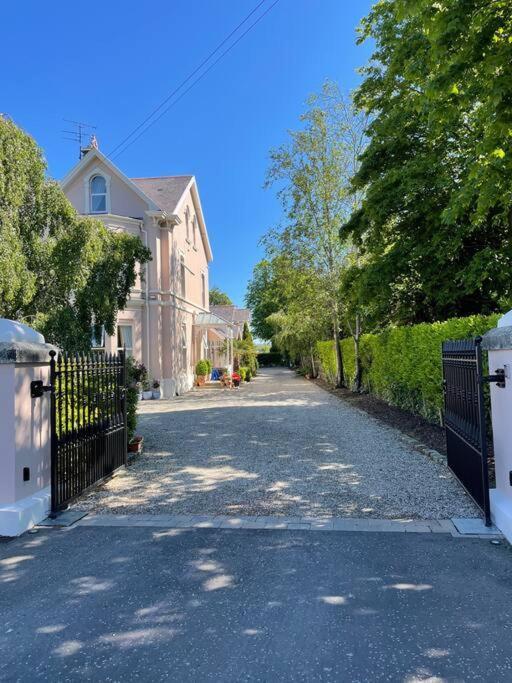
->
xmin=441 ymin=338 xmax=493 ymax=525
xmin=49 ymin=350 xmax=127 ymax=513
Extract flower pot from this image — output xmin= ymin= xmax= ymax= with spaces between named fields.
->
xmin=142 ymin=390 xmax=153 ymax=400
xmin=152 ymin=389 xmax=161 ymax=399
xmin=196 ymin=375 xmax=206 ymax=386
xmin=128 ymin=436 xmax=144 ymax=454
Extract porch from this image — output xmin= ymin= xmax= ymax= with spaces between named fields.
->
xmin=194 ymin=311 xmax=235 ymax=377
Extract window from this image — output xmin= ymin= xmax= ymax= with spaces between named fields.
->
xmin=180 ymin=255 xmax=186 ymax=298
xmin=192 ymin=215 xmax=197 ymax=247
xmin=201 ymin=273 xmax=206 ymax=309
xmin=90 ymin=174 xmax=107 ymax=213
xmin=185 ymin=206 xmax=190 ymax=242
xmin=117 ymin=324 xmax=133 ymax=357
xmin=181 ymin=322 xmax=187 ymax=369
xmin=91 ymin=325 xmax=105 ymax=349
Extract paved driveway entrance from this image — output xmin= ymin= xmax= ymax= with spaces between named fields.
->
xmin=1 ymin=525 xmax=511 ymax=681
xmin=75 ymin=368 xmax=477 ymax=520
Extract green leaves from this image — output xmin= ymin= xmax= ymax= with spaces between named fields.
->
xmin=346 ymin=0 xmax=512 ymax=326
xmin=0 ymin=116 xmax=151 ymax=351
xmin=209 ymin=287 xmax=232 ymax=305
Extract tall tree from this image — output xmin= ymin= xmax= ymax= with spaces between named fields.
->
xmin=345 ymin=0 xmax=512 ymax=324
xmin=245 ymin=258 xmax=287 ymax=341
xmin=0 ymin=116 xmax=151 ymax=351
xmin=209 ymin=286 xmax=232 ymax=306
xmin=265 ymin=82 xmax=367 ymax=386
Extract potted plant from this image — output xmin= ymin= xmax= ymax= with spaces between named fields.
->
xmin=195 ymin=359 xmax=210 ymax=386
xmin=128 ymin=434 xmax=144 ymax=454
xmin=142 ymin=380 xmax=153 ymax=400
xmin=152 ymin=379 xmax=161 ymax=399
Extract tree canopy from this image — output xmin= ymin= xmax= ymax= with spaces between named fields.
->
xmin=0 ymin=116 xmax=152 ymax=351
xmin=247 ymin=83 xmax=367 ymax=383
xmin=209 ymin=286 xmax=232 ymax=306
xmin=344 ymin=0 xmax=512 ymax=325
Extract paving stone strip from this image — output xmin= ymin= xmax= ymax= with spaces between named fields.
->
xmin=67 ymin=513 xmax=502 ymax=538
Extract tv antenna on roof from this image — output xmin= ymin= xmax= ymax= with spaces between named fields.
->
xmin=62 ymin=119 xmax=97 ymax=159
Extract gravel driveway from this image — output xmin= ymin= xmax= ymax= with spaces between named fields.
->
xmin=75 ymin=368 xmax=478 ymax=519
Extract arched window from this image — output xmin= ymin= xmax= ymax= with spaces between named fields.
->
xmin=90 ymin=175 xmax=107 ymax=213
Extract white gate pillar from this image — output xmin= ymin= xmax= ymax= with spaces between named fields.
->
xmin=482 ymin=310 xmax=512 ymax=543
xmin=0 ymin=320 xmax=57 ymax=536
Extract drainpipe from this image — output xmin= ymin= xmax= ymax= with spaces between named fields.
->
xmin=140 ymin=222 xmax=151 ymax=371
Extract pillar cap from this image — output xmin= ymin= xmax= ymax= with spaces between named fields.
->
xmin=0 ymin=341 xmax=58 ymax=364
xmin=481 ymin=326 xmax=512 ymax=351
xmin=0 ymin=319 xmax=45 ymax=344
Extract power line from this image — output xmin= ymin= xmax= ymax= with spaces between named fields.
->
xmin=107 ymin=0 xmax=269 ymax=158
xmin=110 ymin=0 xmax=280 ymax=161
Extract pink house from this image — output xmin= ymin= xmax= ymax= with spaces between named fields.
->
xmin=61 ymin=142 xmax=235 ymax=397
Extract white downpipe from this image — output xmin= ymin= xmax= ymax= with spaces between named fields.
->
xmin=140 ymin=222 xmax=151 ymax=370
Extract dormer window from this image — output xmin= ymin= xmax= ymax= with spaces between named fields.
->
xmin=90 ymin=174 xmax=107 ymax=213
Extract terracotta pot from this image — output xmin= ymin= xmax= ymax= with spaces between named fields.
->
xmin=196 ymin=375 xmax=206 ymax=386
xmin=128 ymin=436 xmax=144 ymax=453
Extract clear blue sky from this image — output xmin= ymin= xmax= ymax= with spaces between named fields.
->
xmin=1 ymin=0 xmax=373 ymax=307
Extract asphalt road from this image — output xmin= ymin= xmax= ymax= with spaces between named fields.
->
xmin=1 ymin=525 xmax=511 ymax=682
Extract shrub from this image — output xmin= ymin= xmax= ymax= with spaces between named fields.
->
xmin=239 ymin=367 xmax=248 ymax=381
xmin=315 ymin=341 xmax=338 ymax=384
xmin=195 ymin=359 xmax=210 ymax=376
xmin=317 ymin=313 xmax=499 ymax=423
xmin=126 ymin=356 xmax=142 ymax=440
xmin=245 ymin=368 xmax=252 ymax=381
xmin=257 ymin=352 xmax=283 ymax=366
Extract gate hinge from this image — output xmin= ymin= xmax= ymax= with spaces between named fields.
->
xmin=30 ymin=380 xmax=52 ymax=398
xmin=483 ymin=368 xmax=506 ymax=389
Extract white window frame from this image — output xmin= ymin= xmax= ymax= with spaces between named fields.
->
xmin=192 ymin=215 xmax=197 ymax=248
xmin=83 ymin=167 xmax=111 ymax=214
xmin=91 ymin=325 xmax=105 ymax=349
xmin=181 ymin=322 xmax=187 ymax=369
xmin=117 ymin=324 xmax=134 ymax=357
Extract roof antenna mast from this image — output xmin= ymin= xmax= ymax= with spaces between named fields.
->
xmin=62 ymin=119 xmax=97 ymax=159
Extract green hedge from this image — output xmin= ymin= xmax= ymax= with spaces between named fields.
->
xmin=316 ymin=341 xmax=338 ymax=384
xmin=317 ymin=314 xmax=499 ymax=423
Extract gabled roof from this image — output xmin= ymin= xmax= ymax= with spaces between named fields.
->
xmin=60 ymin=147 xmax=160 ymax=211
xmin=210 ymin=305 xmax=252 ymax=324
xmin=60 ymin=149 xmax=213 ymax=262
xmin=131 ymin=176 xmax=193 ymax=215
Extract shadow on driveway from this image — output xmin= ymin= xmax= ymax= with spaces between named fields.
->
xmin=1 ymin=525 xmax=511 ymax=681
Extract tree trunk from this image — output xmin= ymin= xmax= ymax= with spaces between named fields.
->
xmin=310 ymin=345 xmax=317 ymax=379
xmin=354 ymin=313 xmax=362 ymax=392
xmin=333 ymin=311 xmax=344 ymax=388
